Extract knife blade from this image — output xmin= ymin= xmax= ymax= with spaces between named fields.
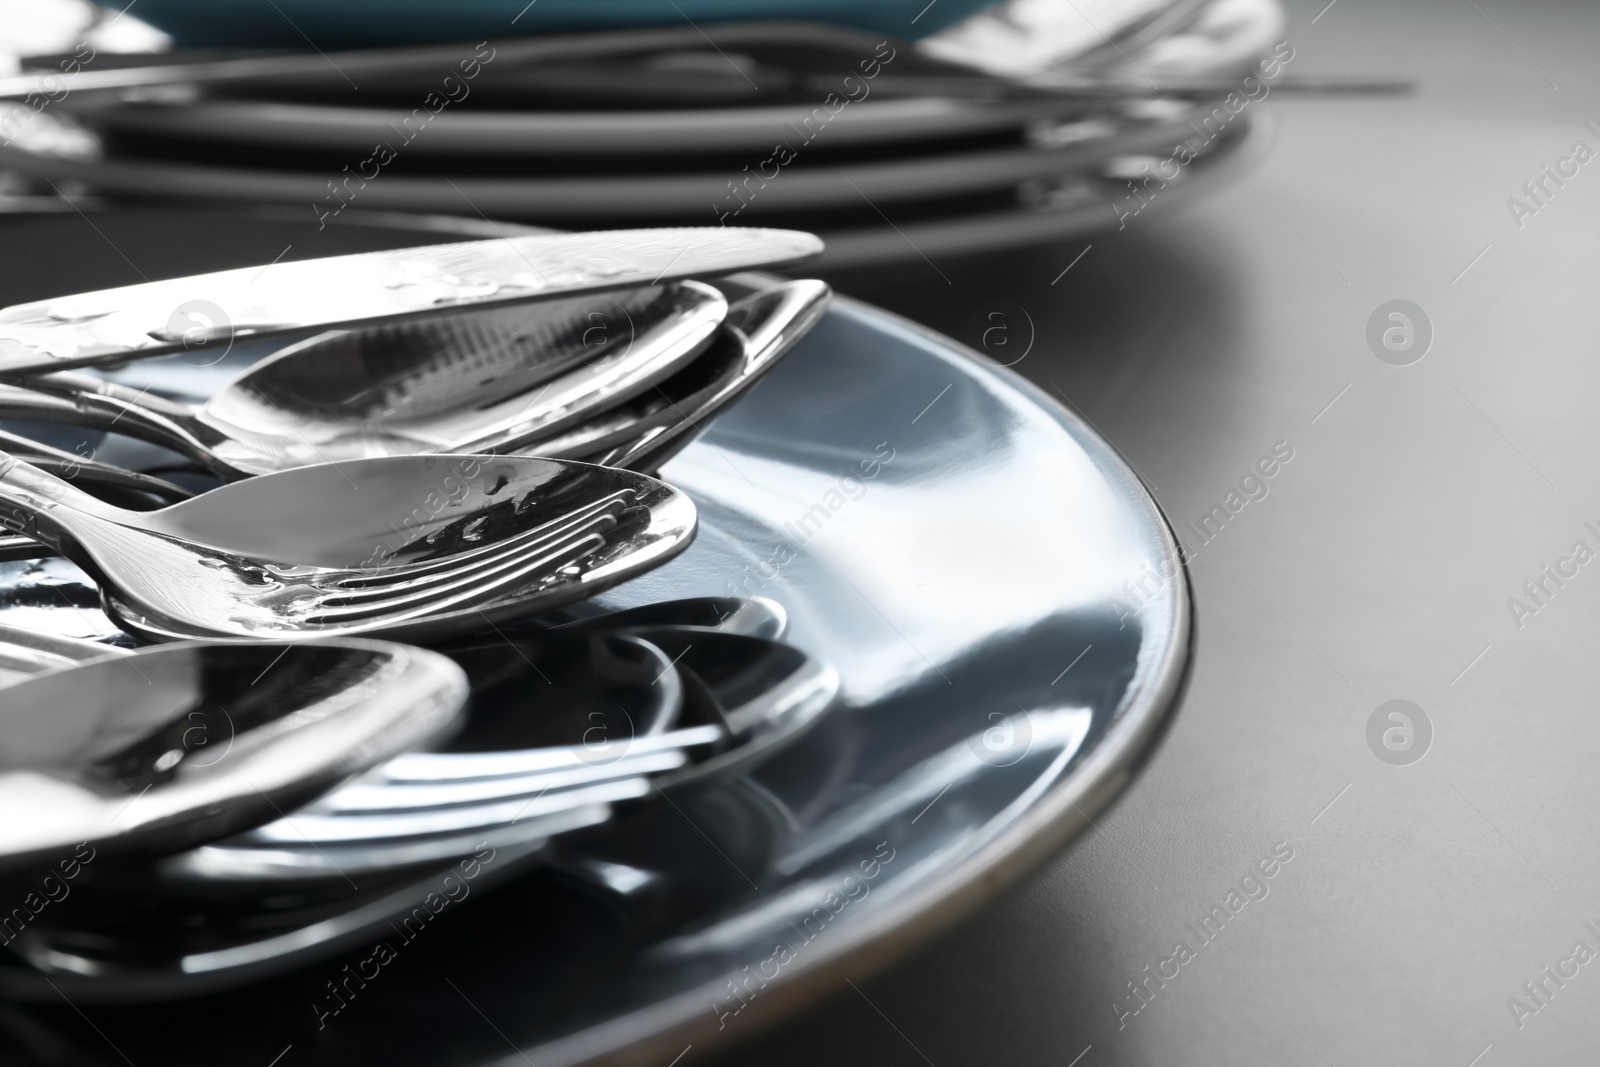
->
xmin=0 ymin=226 xmax=824 ymax=376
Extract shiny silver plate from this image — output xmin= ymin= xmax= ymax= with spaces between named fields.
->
xmin=0 ymin=210 xmax=1188 ymax=1067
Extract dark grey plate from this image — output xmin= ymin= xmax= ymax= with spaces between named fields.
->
xmin=62 ymin=94 xmax=1089 ymax=156
xmin=0 ymin=208 xmax=1189 ymax=1066
xmin=0 ymin=101 xmax=1253 ymax=267
xmin=0 ymin=104 xmax=1213 ymax=216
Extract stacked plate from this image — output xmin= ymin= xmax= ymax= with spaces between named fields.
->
xmin=0 ymin=0 xmax=1284 ymax=266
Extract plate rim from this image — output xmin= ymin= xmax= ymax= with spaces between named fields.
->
xmin=66 ymin=94 xmax=1093 ymax=155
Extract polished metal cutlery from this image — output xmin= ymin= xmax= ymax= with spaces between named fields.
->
xmin=0 ymin=227 xmax=821 ymax=376
xmin=1 ymin=278 xmax=824 ymax=479
xmin=0 ymin=279 xmax=827 ymax=565
xmin=14 ymin=282 xmax=725 ymax=477
xmin=0 ymin=620 xmax=124 ymax=677
xmin=153 ymin=629 xmax=830 ymax=877
xmin=152 ymin=629 xmax=687 ymax=883
xmin=162 ymin=803 xmax=613 ymax=882
xmin=0 ymin=425 xmax=195 ymax=504
xmin=239 ymin=776 xmax=654 ymax=847
xmin=593 ymin=278 xmax=831 ymax=471
xmin=0 ymin=639 xmax=466 ymax=869
xmin=552 ymin=594 xmax=788 ymax=640
xmin=528 ymin=279 xmax=830 ymax=472
xmin=0 ymin=602 xmax=837 ymax=995
xmin=0 ymin=450 xmax=696 ymax=642
xmin=624 ymin=628 xmax=838 ymax=787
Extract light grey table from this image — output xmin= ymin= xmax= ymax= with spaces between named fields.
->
xmin=708 ymin=1 xmax=1600 ymax=1064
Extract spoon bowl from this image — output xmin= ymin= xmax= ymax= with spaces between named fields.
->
xmin=26 ymin=280 xmax=726 ymax=477
xmin=202 ymin=282 xmax=724 ymax=470
xmin=0 ymin=451 xmax=697 ymax=642
xmin=0 ymin=638 xmax=467 ymax=870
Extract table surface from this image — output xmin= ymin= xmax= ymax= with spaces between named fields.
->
xmin=702 ymin=1 xmax=1600 ymax=1065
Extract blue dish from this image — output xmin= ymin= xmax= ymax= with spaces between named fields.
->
xmin=104 ymin=0 xmax=1001 ymax=49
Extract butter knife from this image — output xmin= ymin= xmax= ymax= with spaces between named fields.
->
xmin=0 ymin=226 xmax=823 ymax=376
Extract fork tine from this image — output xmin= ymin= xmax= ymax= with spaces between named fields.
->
xmin=305 ymin=526 xmax=610 ymax=625
xmin=334 ymin=489 xmax=633 ymax=588
xmin=312 ymin=506 xmax=623 ymax=612
xmin=323 ymin=502 xmax=623 ymax=601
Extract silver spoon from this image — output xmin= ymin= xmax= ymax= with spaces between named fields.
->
xmin=0 ymin=638 xmax=466 ymax=870
xmin=6 ymin=275 xmax=816 ymax=481
xmin=623 ymin=628 xmax=838 ymax=788
xmin=17 ymin=281 xmax=727 ymax=478
xmin=0 ymin=227 xmax=822 ymax=376
xmin=0 ymin=426 xmax=195 ymax=504
xmin=527 ymin=279 xmax=830 ymax=472
xmin=0 ymin=280 xmax=825 ymax=563
xmin=591 ymin=279 xmax=831 ymax=472
xmin=0 ymin=450 xmax=696 ymax=643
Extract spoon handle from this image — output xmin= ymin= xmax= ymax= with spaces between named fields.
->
xmin=0 ymin=428 xmax=193 ymax=502
xmin=34 ymin=371 xmax=200 ymax=421
xmin=0 ymin=450 xmax=128 ymax=553
xmin=602 ymin=280 xmax=831 ymax=472
xmin=0 ymin=426 xmax=196 ymax=558
xmin=0 ymin=382 xmax=242 ymax=479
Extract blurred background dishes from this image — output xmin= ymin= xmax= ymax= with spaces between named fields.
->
xmin=0 ymin=0 xmax=1284 ymax=267
xmin=110 ymin=0 xmax=1004 ymax=49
